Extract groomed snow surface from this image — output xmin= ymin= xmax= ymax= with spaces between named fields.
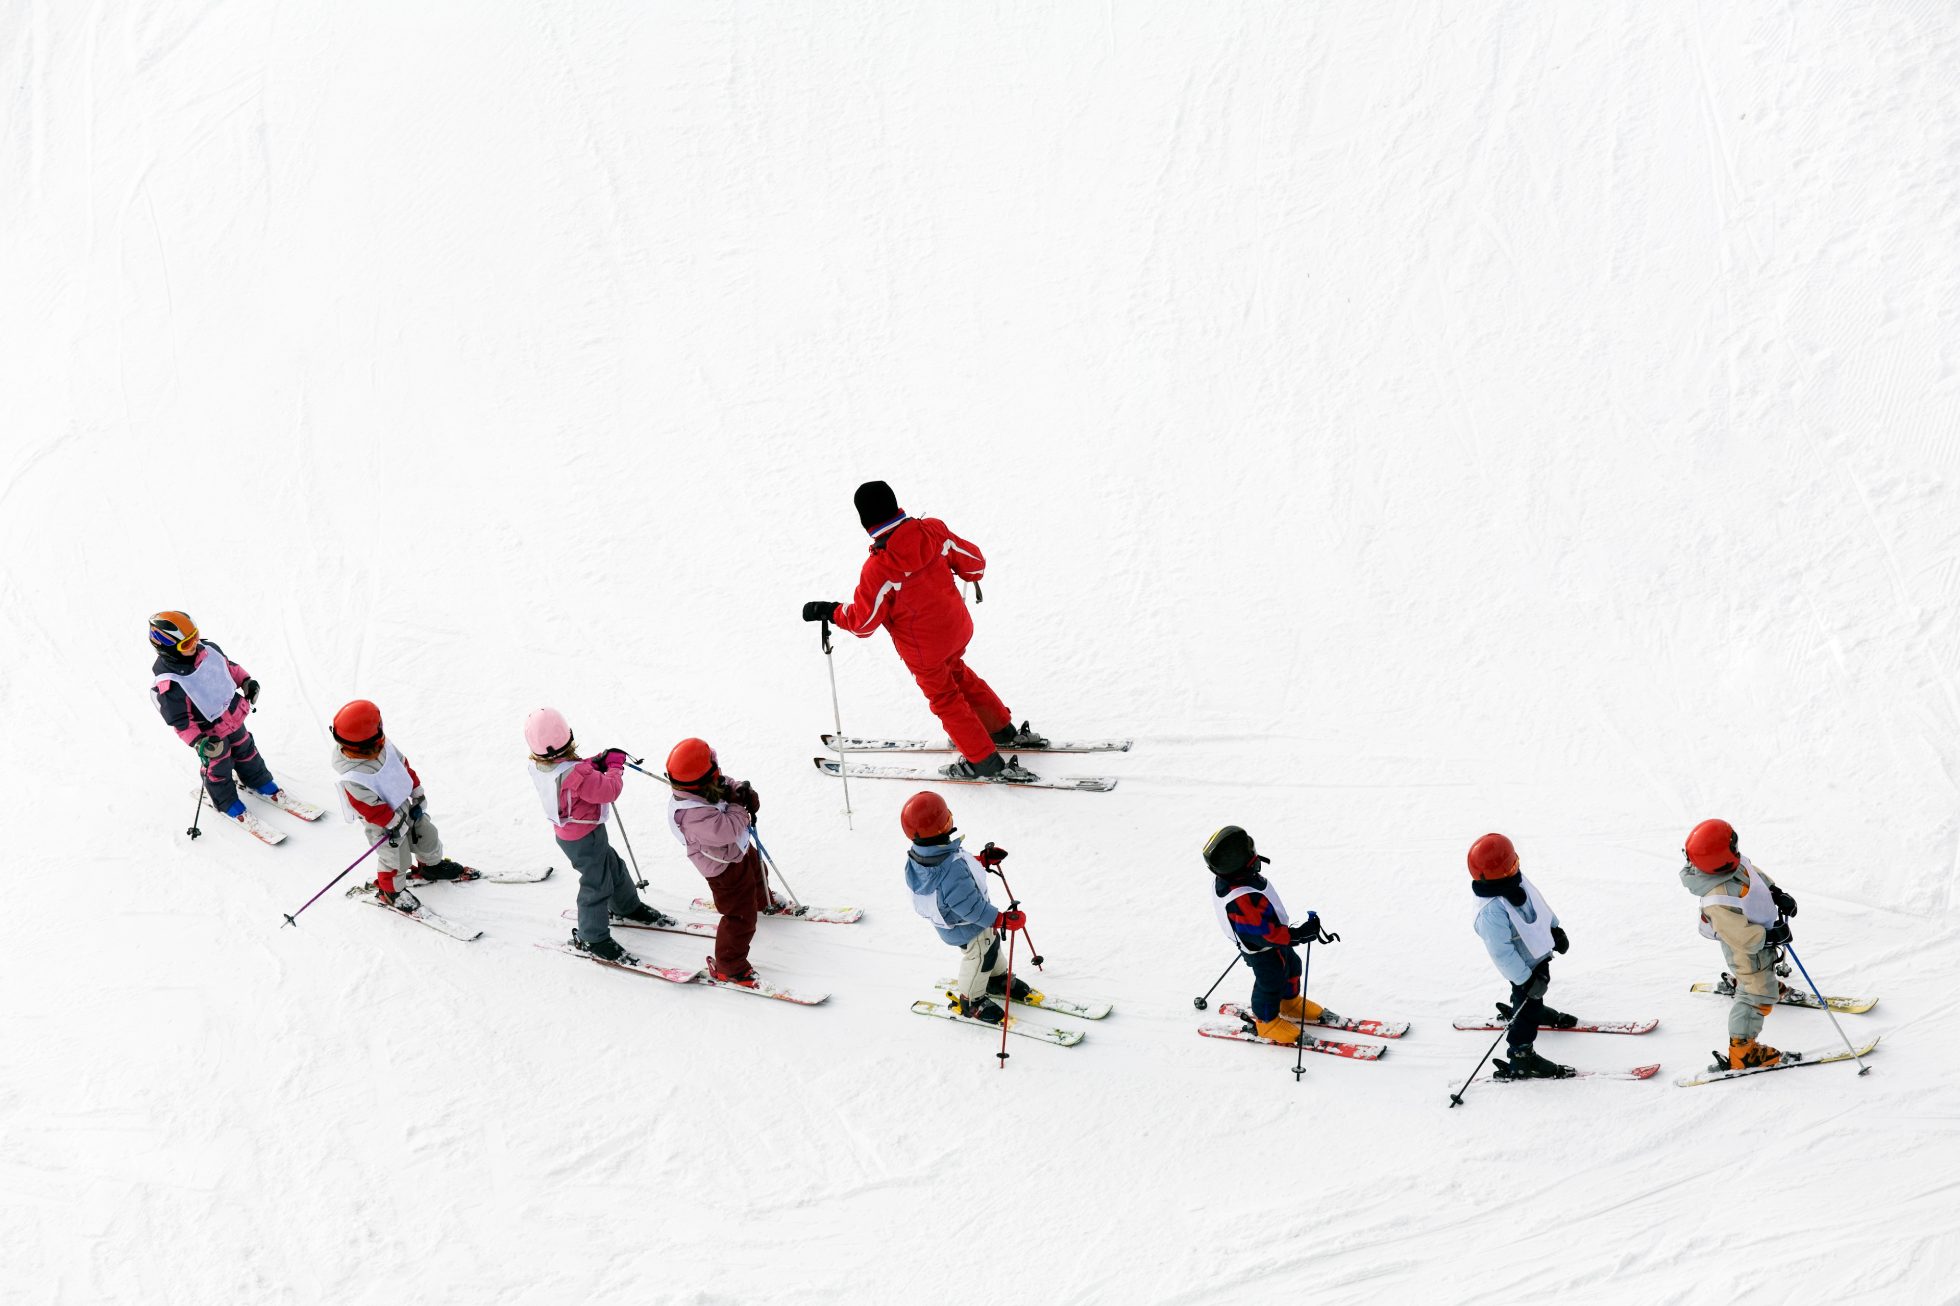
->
xmin=6 ymin=5 xmax=1960 ymax=1303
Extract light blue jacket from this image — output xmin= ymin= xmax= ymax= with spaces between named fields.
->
xmin=904 ymin=836 xmax=999 ymax=946
xmin=1473 ymin=891 xmax=1560 ymax=986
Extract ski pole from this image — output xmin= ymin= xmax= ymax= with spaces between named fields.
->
xmin=1292 ymin=937 xmax=1315 ymax=1082
xmin=186 ymin=784 xmax=207 ymax=840
xmin=750 ymin=828 xmax=802 ymax=910
xmin=979 ymin=844 xmax=1042 ymax=969
xmin=1784 ymin=944 xmax=1872 ymax=1075
xmin=997 ymin=916 xmax=1017 ymax=1070
xmin=1449 ymin=992 xmax=1537 ymax=1107
xmin=281 ymin=831 xmax=392 ymax=928
xmin=820 ymin=620 xmax=854 ymax=828
xmin=613 ymin=810 xmax=648 ymax=890
xmin=1194 ymin=953 xmax=1243 ymax=1011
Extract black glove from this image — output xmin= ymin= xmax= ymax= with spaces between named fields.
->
xmin=1765 ymin=919 xmax=1793 ymax=947
xmin=1551 ymin=926 xmax=1570 ymax=954
xmin=240 ymin=677 xmax=260 ymax=705
xmin=1524 ymin=960 xmax=1552 ymax=999
xmin=802 ymin=601 xmax=837 ymax=623
xmin=407 ymin=800 xmax=426 ymax=823
xmin=977 ymin=843 xmax=1009 ymax=869
xmin=731 ymin=780 xmax=760 ymax=815
xmin=1770 ymin=885 xmax=1798 ymax=919
xmin=194 ymin=734 xmax=227 ymax=761
xmin=1288 ymin=912 xmax=1322 ymax=946
xmin=384 ymin=808 xmax=409 ymax=846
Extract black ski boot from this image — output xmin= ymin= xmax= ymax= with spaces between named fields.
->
xmin=574 ymin=933 xmax=637 ymax=965
xmin=956 ymin=995 xmax=1008 ymax=1024
xmin=989 ymin=721 xmax=1050 ymax=750
xmin=413 ymin=859 xmax=472 ymax=882
xmin=1493 ymin=1046 xmax=1575 ymax=1080
xmin=616 ymin=903 xmax=676 ymax=928
xmin=378 ymin=887 xmax=421 ymax=913
xmin=1494 ymin=1001 xmax=1577 ymax=1030
xmin=986 ymin=974 xmax=1035 ymax=1002
xmin=939 ymin=752 xmax=1037 ymax=783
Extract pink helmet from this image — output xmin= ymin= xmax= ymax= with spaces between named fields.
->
xmin=524 ymin=707 xmax=574 ymax=759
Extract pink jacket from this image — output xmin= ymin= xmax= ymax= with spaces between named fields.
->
xmin=550 ymin=757 xmax=626 ymax=841
xmin=672 ymin=793 xmax=753 ymax=878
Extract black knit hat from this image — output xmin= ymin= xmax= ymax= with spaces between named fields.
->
xmin=854 ymin=480 xmax=903 ymax=532
xmin=1203 ymin=825 xmax=1268 ymax=876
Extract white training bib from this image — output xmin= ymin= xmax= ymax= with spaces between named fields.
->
xmin=338 ymin=743 xmax=414 ymax=823
xmin=910 ymin=849 xmax=990 ymax=930
xmin=531 ymin=759 xmax=608 ymax=831
xmin=1495 ymin=875 xmax=1558 ymax=965
xmin=1213 ymin=878 xmax=1290 ymax=950
xmin=155 ymin=648 xmax=239 ymax=723
xmin=1698 ymin=856 xmax=1779 ymax=940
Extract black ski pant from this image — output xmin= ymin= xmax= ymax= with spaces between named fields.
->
xmin=1246 ymin=946 xmax=1302 ymax=1022
xmin=1506 ymin=960 xmax=1553 ymax=1052
xmin=201 ymin=725 xmax=274 ymax=811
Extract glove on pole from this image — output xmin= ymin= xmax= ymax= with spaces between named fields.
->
xmin=1193 ymin=952 xmax=1244 ymax=1011
xmin=281 ymin=832 xmax=392 ymax=928
xmin=820 ymin=620 xmax=854 ymax=828
xmin=1785 ymin=944 xmax=1872 ymax=1075
xmin=979 ymin=843 xmax=1042 ymax=969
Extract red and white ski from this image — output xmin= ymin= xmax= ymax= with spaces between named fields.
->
xmin=350 ymin=866 xmax=554 ymax=898
xmin=691 ymin=897 xmax=863 ymax=925
xmin=1453 ymin=1063 xmax=1661 ymax=1090
xmin=1197 ymin=1020 xmax=1385 ymax=1060
xmin=535 ymin=941 xmax=701 ymax=983
xmin=563 ymin=907 xmax=716 ymax=938
xmin=360 ymin=896 xmax=482 ymax=941
xmin=247 ymin=788 xmax=328 ymax=821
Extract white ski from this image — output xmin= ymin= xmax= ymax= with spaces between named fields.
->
xmin=247 ymin=788 xmax=328 ymax=821
xmin=359 ymin=896 xmax=482 ymax=940
xmin=691 ymin=897 xmax=864 ymax=925
xmin=823 ymin=733 xmax=1132 ymax=755
xmin=910 ymin=999 xmax=1084 ymax=1045
xmin=935 ymin=978 xmax=1111 ymax=1020
xmin=814 ymin=757 xmax=1116 ymax=793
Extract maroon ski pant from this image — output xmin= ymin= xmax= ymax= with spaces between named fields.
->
xmin=707 ymin=847 xmax=769 ymax=973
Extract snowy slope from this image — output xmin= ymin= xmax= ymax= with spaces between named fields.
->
xmin=5 ymin=3 xmax=1960 ymax=1303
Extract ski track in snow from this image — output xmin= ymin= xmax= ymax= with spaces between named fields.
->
xmin=5 ymin=3 xmax=1960 ymax=1303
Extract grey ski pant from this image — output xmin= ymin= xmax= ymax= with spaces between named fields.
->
xmin=559 ymin=825 xmax=642 ymax=945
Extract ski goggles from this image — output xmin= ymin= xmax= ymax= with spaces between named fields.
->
xmin=150 ymin=626 xmax=200 ymax=655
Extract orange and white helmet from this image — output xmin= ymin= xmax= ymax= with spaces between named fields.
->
xmin=149 ymin=611 xmax=199 ymax=655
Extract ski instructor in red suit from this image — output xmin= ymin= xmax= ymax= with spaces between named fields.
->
xmin=802 ymin=481 xmax=1046 ymax=781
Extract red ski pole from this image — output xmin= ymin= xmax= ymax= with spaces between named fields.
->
xmin=980 ymin=843 xmax=1043 ymax=971
xmin=997 ymin=919 xmax=1017 ymax=1070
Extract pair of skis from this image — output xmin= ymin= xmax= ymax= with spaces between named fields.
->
xmin=1197 ymin=1003 xmax=1409 ymax=1061
xmin=911 ymin=980 xmax=1115 ymax=1047
xmin=547 ymin=896 xmax=862 ymax=1004
xmin=814 ymin=734 xmax=1130 ymax=793
xmin=354 ymin=866 xmax=556 ymax=941
xmin=201 ymin=786 xmax=329 ymax=846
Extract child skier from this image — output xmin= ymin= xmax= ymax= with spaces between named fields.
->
xmin=1681 ymin=819 xmax=1799 ymax=1070
xmin=1205 ymin=825 xmax=1342 ymax=1043
xmin=148 ymin=611 xmax=297 ymax=830
xmin=524 ymin=708 xmax=671 ymax=963
xmin=663 ymin=737 xmax=784 ymax=986
xmin=329 ymin=700 xmax=467 ymax=911
xmin=901 ymin=791 xmax=1028 ymax=1022
xmin=1467 ymin=833 xmax=1577 ymax=1079
xmin=801 ymin=480 xmax=1046 ymax=781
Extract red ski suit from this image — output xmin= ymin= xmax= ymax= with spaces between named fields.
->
xmin=830 ymin=516 xmax=1010 ymax=761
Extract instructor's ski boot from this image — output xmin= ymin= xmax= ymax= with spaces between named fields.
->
xmin=986 ymin=974 xmax=1035 ymax=1002
xmin=989 ymin=721 xmax=1050 ymax=750
xmin=938 ymin=752 xmax=1037 ymax=783
xmin=616 ymin=903 xmax=677 ymax=928
xmin=707 ymin=955 xmax=760 ymax=987
xmin=573 ymin=933 xmax=637 ymax=965
xmin=1721 ymin=1037 xmax=1782 ymax=1071
xmin=1492 ymin=1047 xmax=1575 ymax=1080
xmin=955 ymin=994 xmax=1007 ymax=1024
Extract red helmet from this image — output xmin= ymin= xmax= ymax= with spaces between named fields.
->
xmin=666 ymin=738 xmax=718 ymax=786
xmin=901 ymin=790 xmax=954 ymax=840
xmin=331 ymin=699 xmax=384 ymax=751
xmin=1685 ymin=819 xmax=1739 ymax=874
xmin=1467 ymin=833 xmax=1520 ymax=881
